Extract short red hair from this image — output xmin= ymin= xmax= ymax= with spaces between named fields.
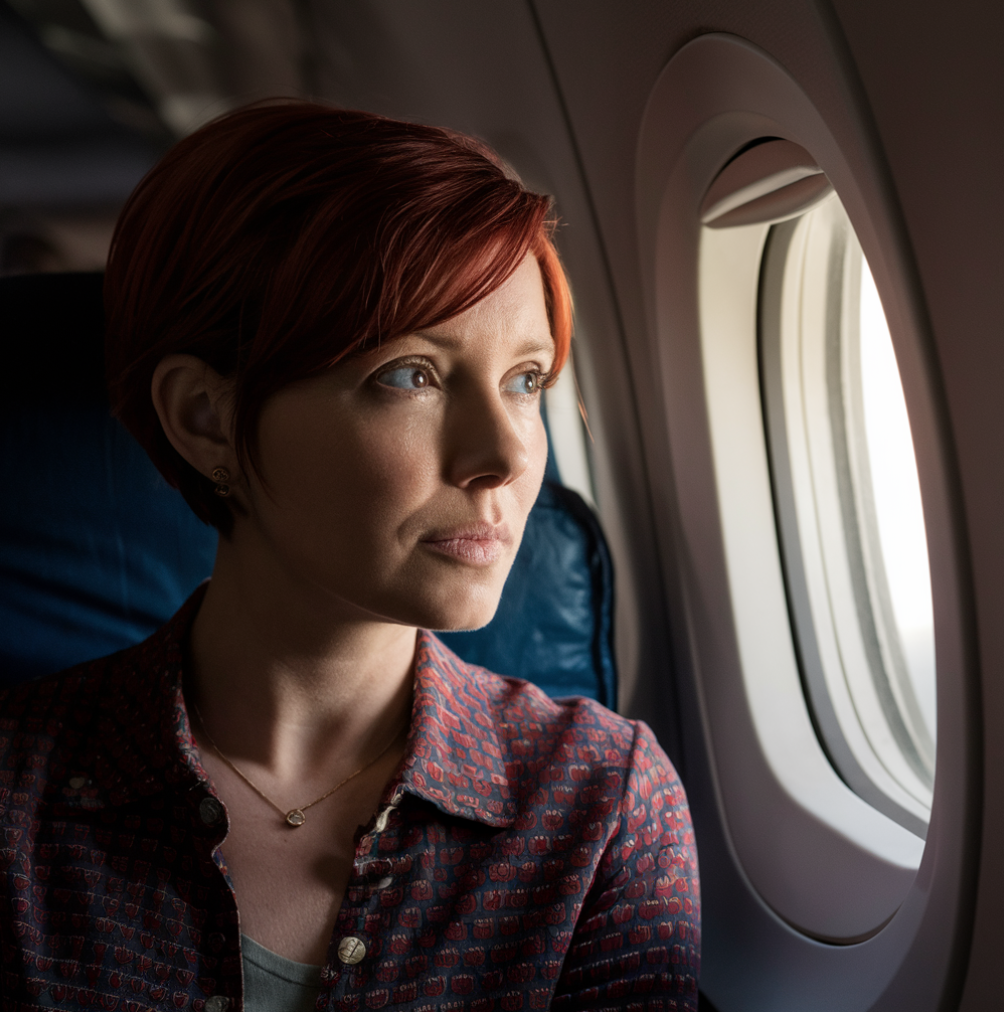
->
xmin=105 ymin=101 xmax=572 ymax=531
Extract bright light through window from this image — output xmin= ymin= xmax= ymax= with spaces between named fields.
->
xmin=858 ymin=262 xmax=937 ymax=743
xmin=761 ymin=194 xmax=937 ymax=834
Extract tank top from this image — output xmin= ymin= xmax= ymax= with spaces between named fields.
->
xmin=241 ymin=935 xmax=323 ymax=1012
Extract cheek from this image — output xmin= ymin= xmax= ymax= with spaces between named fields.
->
xmin=254 ymin=404 xmax=439 ymax=536
xmin=331 ymin=420 xmax=439 ymax=519
xmin=523 ymin=414 xmax=550 ymax=487
xmin=502 ymin=413 xmax=550 ymax=536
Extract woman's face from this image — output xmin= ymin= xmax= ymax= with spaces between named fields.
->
xmin=237 ymin=255 xmax=555 ymax=631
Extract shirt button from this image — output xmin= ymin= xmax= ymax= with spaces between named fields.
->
xmin=375 ymin=876 xmax=394 ymax=890
xmin=337 ymin=936 xmax=366 ymax=965
xmin=199 ymin=797 xmax=225 ymax=826
xmin=204 ymin=997 xmax=230 ymax=1012
xmin=68 ymin=776 xmax=87 ymax=789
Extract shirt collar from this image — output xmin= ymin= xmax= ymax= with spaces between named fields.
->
xmin=75 ymin=585 xmax=211 ymax=809
xmin=78 ymin=588 xmax=516 ymax=827
xmin=396 ymin=630 xmax=516 ymax=828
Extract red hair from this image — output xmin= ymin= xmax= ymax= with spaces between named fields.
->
xmin=105 ymin=101 xmax=572 ymax=531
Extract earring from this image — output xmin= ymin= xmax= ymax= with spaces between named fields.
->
xmin=212 ymin=467 xmax=231 ymax=497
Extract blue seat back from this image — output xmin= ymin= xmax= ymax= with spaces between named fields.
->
xmin=0 ymin=272 xmax=616 ymax=705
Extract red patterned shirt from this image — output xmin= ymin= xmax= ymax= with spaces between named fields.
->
xmin=0 ymin=590 xmax=699 ymax=1011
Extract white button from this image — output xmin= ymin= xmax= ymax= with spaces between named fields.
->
xmin=337 ymin=936 xmax=366 ymax=965
xmin=204 ymin=997 xmax=230 ymax=1012
xmin=68 ymin=776 xmax=86 ymax=790
xmin=375 ymin=876 xmax=393 ymax=890
xmin=199 ymin=797 xmax=225 ymax=826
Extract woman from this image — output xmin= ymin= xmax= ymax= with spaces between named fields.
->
xmin=0 ymin=102 xmax=699 ymax=1011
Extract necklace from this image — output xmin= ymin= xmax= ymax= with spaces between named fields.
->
xmin=190 ymin=699 xmax=405 ymax=828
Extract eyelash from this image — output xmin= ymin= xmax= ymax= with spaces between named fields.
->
xmin=375 ymin=357 xmax=438 ymax=393
xmin=375 ymin=358 xmax=550 ymax=397
xmin=506 ymin=369 xmax=549 ymax=397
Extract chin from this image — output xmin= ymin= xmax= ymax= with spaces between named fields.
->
xmin=429 ymin=613 xmax=496 ymax=634
xmin=392 ymin=578 xmax=504 ymax=633
xmin=361 ymin=551 xmax=515 ymax=632
xmin=423 ymin=599 xmax=501 ymax=634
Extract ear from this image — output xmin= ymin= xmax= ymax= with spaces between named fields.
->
xmin=151 ymin=355 xmax=238 ymax=483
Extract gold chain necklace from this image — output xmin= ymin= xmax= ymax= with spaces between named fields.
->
xmin=190 ymin=699 xmax=404 ymax=828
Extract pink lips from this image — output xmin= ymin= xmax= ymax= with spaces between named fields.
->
xmin=421 ymin=522 xmax=511 ymax=566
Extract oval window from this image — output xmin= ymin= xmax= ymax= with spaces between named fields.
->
xmin=760 ymin=193 xmax=935 ymax=835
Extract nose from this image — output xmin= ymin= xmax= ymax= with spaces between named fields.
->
xmin=445 ymin=384 xmax=532 ymax=489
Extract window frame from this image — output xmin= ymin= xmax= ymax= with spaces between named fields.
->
xmin=696 ymin=219 xmax=923 ymax=941
xmin=633 ymin=31 xmax=977 ymax=1010
xmin=759 ymin=199 xmax=935 ymax=836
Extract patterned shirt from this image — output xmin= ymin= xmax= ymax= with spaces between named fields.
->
xmin=0 ymin=589 xmax=700 ymax=1011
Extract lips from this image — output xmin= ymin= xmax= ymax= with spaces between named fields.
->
xmin=421 ymin=522 xmax=512 ymax=566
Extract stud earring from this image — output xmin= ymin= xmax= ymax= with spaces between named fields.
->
xmin=212 ymin=467 xmax=231 ymax=497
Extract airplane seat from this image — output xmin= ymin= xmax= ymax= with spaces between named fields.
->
xmin=0 ymin=272 xmax=617 ymax=707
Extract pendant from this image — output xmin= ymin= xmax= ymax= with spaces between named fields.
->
xmin=285 ymin=809 xmax=306 ymax=827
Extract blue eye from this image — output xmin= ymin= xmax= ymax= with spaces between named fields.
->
xmin=504 ymin=371 xmax=542 ymax=395
xmin=378 ymin=366 xmax=431 ymax=390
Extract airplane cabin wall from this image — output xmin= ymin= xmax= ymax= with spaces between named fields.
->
xmin=530 ymin=2 xmax=1002 ymax=1006
xmin=818 ymin=10 xmax=1004 ymax=1003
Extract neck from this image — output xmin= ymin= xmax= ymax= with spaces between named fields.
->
xmin=185 ymin=537 xmax=417 ymax=784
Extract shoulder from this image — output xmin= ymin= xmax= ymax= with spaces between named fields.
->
xmin=0 ymin=583 xmax=203 ymax=777
xmin=0 ymin=653 xmax=116 ymax=823
xmin=0 ymin=623 xmax=181 ymax=818
xmin=0 ymin=625 xmax=166 ymax=726
xmin=0 ymin=650 xmax=121 ymax=747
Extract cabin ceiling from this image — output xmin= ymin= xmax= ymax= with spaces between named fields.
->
xmin=1 ymin=0 xmax=1000 ymax=476
xmin=0 ymin=0 xmax=309 ymax=206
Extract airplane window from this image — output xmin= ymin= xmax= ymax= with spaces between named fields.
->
xmin=544 ymin=354 xmax=595 ymax=506
xmin=760 ymin=193 xmax=935 ymax=834
xmin=645 ymin=33 xmax=971 ymax=990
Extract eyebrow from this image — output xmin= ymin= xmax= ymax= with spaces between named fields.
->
xmin=410 ymin=330 xmax=555 ymax=359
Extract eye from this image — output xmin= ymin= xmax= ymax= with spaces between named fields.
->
xmin=377 ymin=365 xmax=432 ymax=391
xmin=504 ymin=370 xmax=544 ymax=396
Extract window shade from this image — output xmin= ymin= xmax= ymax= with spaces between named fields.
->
xmin=701 ymin=139 xmax=833 ymax=228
